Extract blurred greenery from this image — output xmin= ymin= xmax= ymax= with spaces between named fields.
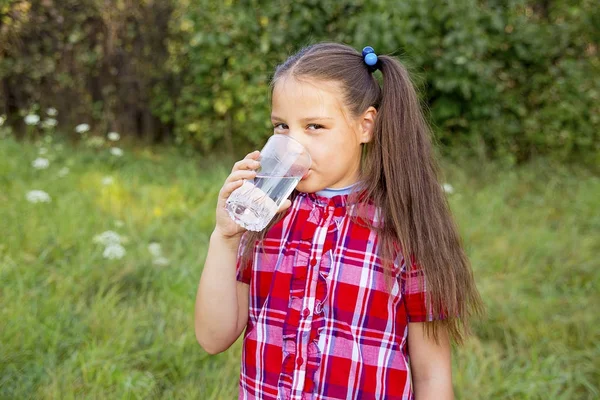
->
xmin=1 ymin=1 xmax=599 ymax=397
xmin=1 ymin=130 xmax=599 ymax=398
xmin=1 ymin=0 xmax=598 ymax=162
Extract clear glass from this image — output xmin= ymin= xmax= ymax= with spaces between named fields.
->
xmin=226 ymin=135 xmax=311 ymax=231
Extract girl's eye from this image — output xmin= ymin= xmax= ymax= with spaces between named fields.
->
xmin=307 ymin=124 xmax=324 ymax=130
xmin=273 ymin=123 xmax=288 ymax=130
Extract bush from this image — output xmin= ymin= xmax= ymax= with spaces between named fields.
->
xmin=1 ymin=0 xmax=598 ymax=163
xmin=154 ymin=0 xmax=360 ymax=152
xmin=0 ymin=0 xmax=174 ymax=141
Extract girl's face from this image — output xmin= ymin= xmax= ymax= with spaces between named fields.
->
xmin=271 ymin=77 xmax=374 ymax=193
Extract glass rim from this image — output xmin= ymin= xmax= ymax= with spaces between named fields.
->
xmin=266 ymin=134 xmax=312 ymax=166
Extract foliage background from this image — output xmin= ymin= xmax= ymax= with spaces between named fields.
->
xmin=1 ymin=0 xmax=599 ymax=162
xmin=1 ymin=1 xmax=599 ymax=399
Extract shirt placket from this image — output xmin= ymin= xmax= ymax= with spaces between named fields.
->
xmin=290 ymin=204 xmax=332 ymax=400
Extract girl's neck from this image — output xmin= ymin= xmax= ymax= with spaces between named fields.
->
xmin=315 ymin=182 xmax=358 ymax=198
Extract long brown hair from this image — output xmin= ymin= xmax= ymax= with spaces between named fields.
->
xmin=241 ymin=42 xmax=483 ymax=343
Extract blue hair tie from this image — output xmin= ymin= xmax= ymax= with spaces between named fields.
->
xmin=362 ymin=46 xmax=380 ymax=72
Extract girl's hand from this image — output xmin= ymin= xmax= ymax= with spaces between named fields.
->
xmin=214 ymin=151 xmax=261 ymax=239
xmin=214 ymin=151 xmax=293 ymax=240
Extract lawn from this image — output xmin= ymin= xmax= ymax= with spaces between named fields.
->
xmin=1 ymin=133 xmax=598 ymax=399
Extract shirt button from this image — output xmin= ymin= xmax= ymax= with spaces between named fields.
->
xmin=296 ymin=357 xmax=304 ymax=367
xmin=302 ymin=308 xmax=310 ymax=317
xmin=310 ymin=258 xmax=317 ymax=266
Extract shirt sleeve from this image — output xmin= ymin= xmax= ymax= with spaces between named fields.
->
xmin=399 ymin=256 xmax=435 ymax=323
xmin=235 ymin=233 xmax=252 ymax=284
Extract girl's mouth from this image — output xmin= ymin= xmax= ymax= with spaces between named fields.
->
xmin=301 ymin=170 xmax=311 ymax=180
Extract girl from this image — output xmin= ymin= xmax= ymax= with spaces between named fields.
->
xmin=195 ymin=43 xmax=483 ymax=400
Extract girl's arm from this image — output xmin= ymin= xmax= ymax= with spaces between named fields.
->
xmin=408 ymin=322 xmax=454 ymax=400
xmin=195 ymin=231 xmax=249 ymax=354
xmin=194 ymin=152 xmax=260 ymax=354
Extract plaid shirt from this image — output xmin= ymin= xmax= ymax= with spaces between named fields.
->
xmin=236 ymin=191 xmax=433 ymax=400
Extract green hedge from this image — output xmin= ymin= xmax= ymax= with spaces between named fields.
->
xmin=1 ymin=0 xmax=598 ymax=163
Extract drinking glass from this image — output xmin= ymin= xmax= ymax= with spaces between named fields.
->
xmin=226 ymin=135 xmax=311 ymax=231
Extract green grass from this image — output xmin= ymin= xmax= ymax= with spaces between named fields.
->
xmin=1 ymin=133 xmax=598 ymax=399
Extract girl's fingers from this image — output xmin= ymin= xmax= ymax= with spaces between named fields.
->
xmin=232 ymin=159 xmax=260 ymax=172
xmin=219 ymin=180 xmax=244 ymax=199
xmin=244 ymin=150 xmax=260 ymax=159
xmin=277 ymin=199 xmax=292 ymax=213
xmin=232 ymin=152 xmax=261 ymax=172
xmin=225 ymin=169 xmax=256 ymax=184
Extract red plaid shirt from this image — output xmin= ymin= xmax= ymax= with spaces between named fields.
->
xmin=236 ymin=191 xmax=433 ymax=400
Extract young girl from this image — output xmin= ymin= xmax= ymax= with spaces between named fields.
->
xmin=195 ymin=42 xmax=483 ymax=400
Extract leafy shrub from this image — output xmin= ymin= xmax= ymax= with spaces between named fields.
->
xmin=1 ymin=0 xmax=598 ymax=163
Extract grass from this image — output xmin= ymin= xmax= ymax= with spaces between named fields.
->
xmin=0 ymin=133 xmax=598 ymax=399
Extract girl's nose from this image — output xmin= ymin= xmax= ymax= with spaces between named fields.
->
xmin=288 ymin=131 xmax=306 ymax=147
xmin=287 ymin=132 xmax=310 ymax=157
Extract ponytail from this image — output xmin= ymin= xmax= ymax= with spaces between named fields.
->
xmin=362 ymin=55 xmax=483 ymax=342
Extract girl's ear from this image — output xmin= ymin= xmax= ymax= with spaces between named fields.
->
xmin=359 ymin=106 xmax=377 ymax=144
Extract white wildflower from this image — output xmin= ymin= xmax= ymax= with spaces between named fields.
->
xmin=58 ymin=167 xmax=70 ymax=177
xmin=24 ymin=114 xmax=40 ymax=126
xmin=46 ymin=108 xmax=58 ymax=116
xmin=148 ymin=242 xmax=162 ymax=258
xmin=103 ymin=243 xmax=126 ymax=260
xmin=101 ymin=176 xmax=114 ymax=185
xmin=32 ymin=157 xmax=50 ymax=170
xmin=110 ymin=147 xmax=124 ymax=157
xmin=93 ymin=230 xmax=122 ymax=246
xmin=38 ymin=147 xmax=48 ymax=155
xmin=442 ymin=183 xmax=454 ymax=194
xmin=41 ymin=118 xmax=58 ymax=128
xmin=75 ymin=123 xmax=90 ymax=134
xmin=26 ymin=190 xmax=51 ymax=203
xmin=107 ymin=132 xmax=120 ymax=141
xmin=0 ymin=115 xmax=6 ymax=126
xmin=152 ymin=256 xmax=170 ymax=267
